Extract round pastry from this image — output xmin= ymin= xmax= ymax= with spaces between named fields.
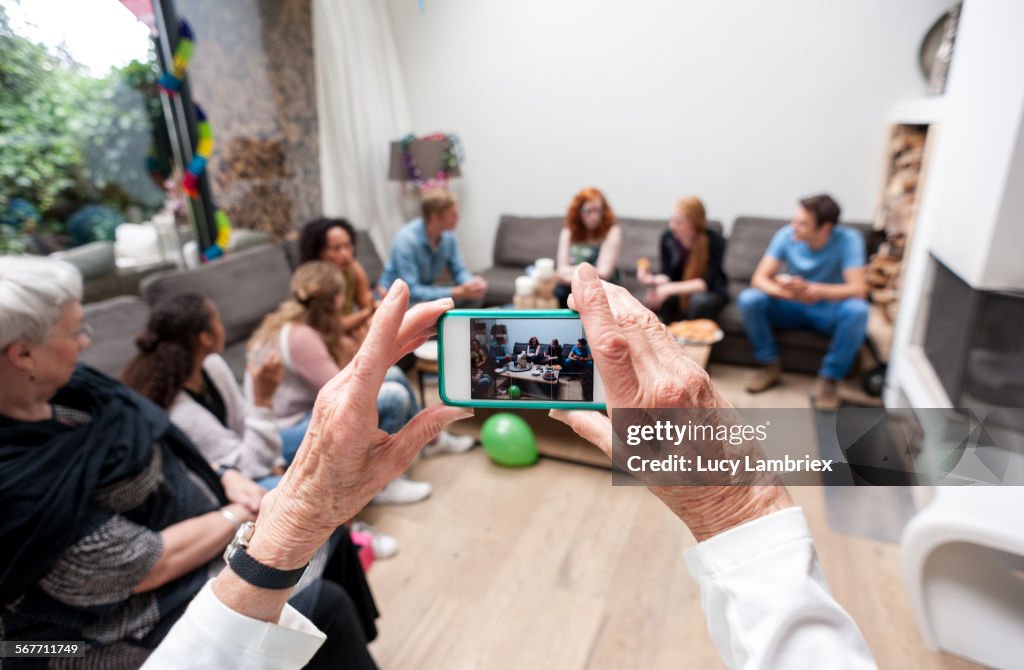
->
xmin=667 ymin=319 xmax=720 ymax=343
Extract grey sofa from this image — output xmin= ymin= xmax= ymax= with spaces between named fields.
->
xmin=480 ymin=215 xmax=872 ymax=375
xmin=80 ymin=231 xmax=384 ymax=381
xmin=79 ymin=295 xmax=151 ymax=378
xmin=480 ymin=215 xmax=723 ymax=306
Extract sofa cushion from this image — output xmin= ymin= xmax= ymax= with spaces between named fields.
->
xmin=493 ymin=216 xmax=563 ymax=267
xmin=222 ymin=341 xmax=249 ymax=381
xmin=80 ymin=295 xmax=149 ymax=378
xmin=615 ymin=217 xmax=665 ymax=275
xmin=52 ymin=241 xmax=117 ymax=281
xmin=355 ymin=230 xmax=383 ymax=286
xmin=480 ymin=266 xmax=523 ymax=306
xmin=141 ymin=243 xmax=291 ymax=346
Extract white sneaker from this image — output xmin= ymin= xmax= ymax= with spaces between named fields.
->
xmin=351 ymin=522 xmax=398 ymax=559
xmin=372 ymin=476 xmax=432 ymax=505
xmin=421 ymin=431 xmax=476 ymax=458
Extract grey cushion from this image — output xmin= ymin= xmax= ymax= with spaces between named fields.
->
xmin=615 ymin=217 xmax=665 ymax=275
xmin=480 ymin=266 xmax=523 ymax=306
xmin=493 ymin=216 xmax=563 ymax=267
xmin=141 ymin=244 xmax=291 ymax=346
xmin=282 ymin=238 xmax=302 ymax=269
xmin=229 ymin=230 xmax=274 ymax=252
xmin=355 ymin=230 xmax=383 ymax=286
xmin=80 ymin=295 xmax=149 ymax=378
xmin=723 ymin=218 xmax=790 ymax=283
xmin=222 ymin=341 xmax=249 ymax=381
xmin=52 ymin=241 xmax=116 ymax=280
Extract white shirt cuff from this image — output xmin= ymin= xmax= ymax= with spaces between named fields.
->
xmin=683 ymin=506 xmax=809 ymax=579
xmin=169 ymin=580 xmax=325 ymax=667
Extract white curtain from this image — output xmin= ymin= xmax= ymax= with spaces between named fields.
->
xmin=313 ymin=0 xmax=411 ymax=252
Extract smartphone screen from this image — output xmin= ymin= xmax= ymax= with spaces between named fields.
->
xmin=438 ymin=309 xmax=606 ymax=409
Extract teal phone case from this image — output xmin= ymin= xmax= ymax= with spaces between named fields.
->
xmin=437 ymin=309 xmax=606 ymax=410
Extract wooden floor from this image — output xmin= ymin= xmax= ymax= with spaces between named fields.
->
xmin=357 ymin=364 xmax=982 ymax=669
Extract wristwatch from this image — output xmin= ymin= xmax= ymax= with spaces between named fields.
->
xmin=215 ymin=463 xmax=237 ymax=479
xmin=223 ymin=522 xmax=308 ymax=590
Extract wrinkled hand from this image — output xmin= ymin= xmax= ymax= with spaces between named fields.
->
xmin=551 ymin=263 xmax=792 ymax=541
xmin=250 ymin=280 xmax=473 ymax=568
xmin=221 ymin=469 xmax=265 ymax=514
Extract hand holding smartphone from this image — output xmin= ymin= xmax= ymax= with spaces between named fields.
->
xmin=438 ymin=309 xmax=606 ymax=409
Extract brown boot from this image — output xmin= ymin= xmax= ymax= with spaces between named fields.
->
xmin=811 ymin=376 xmax=841 ymax=411
xmin=745 ymin=361 xmax=782 ymax=393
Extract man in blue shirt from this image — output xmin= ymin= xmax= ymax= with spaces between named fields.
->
xmin=738 ymin=194 xmax=868 ymax=410
xmin=377 ymin=189 xmax=488 ymax=307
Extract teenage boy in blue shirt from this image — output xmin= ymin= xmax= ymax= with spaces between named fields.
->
xmin=738 ymin=194 xmax=868 ymax=410
xmin=378 ymin=189 xmax=488 ymax=307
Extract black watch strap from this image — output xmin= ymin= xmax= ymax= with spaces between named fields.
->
xmin=227 ymin=546 xmax=307 ymax=590
xmin=216 ymin=463 xmax=237 ymax=478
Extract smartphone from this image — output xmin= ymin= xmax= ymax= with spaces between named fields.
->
xmin=438 ymin=309 xmax=606 ymax=409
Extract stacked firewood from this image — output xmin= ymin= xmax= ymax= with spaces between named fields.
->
xmin=869 ymin=125 xmax=929 ymax=322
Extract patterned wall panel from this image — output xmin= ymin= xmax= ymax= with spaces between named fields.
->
xmin=175 ymin=0 xmax=320 ymax=238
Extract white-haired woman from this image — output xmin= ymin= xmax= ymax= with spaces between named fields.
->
xmin=0 ymin=257 xmax=380 ymax=669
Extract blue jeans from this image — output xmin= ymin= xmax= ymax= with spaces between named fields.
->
xmin=377 ymin=366 xmax=420 ymax=435
xmin=280 ymin=412 xmax=313 ymax=465
xmin=737 ymin=288 xmax=868 ymax=380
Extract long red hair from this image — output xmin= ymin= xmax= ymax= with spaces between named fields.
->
xmin=675 ymin=196 xmax=710 ymax=312
xmin=565 ymin=187 xmax=616 ymax=244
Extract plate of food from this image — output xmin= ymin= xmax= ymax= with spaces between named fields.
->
xmin=531 ymin=368 xmax=542 ymax=376
xmin=667 ymin=319 xmax=724 ymax=345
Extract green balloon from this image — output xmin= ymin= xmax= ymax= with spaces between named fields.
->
xmin=509 ymin=385 xmax=522 ymax=399
xmin=481 ymin=413 xmax=538 ymax=467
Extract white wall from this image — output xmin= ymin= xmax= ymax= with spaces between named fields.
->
xmin=385 ymin=0 xmax=950 ymax=270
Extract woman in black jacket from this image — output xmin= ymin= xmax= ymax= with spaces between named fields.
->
xmin=638 ymin=196 xmax=729 ymax=323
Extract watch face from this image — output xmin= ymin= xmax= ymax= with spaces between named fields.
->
xmin=223 ymin=521 xmax=255 ymax=563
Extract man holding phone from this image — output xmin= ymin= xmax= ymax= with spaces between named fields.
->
xmin=377 ymin=189 xmax=489 ymax=307
xmin=738 ymin=194 xmax=869 ymax=410
xmin=146 ymin=269 xmax=875 ymax=669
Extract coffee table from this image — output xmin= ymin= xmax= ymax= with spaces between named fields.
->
xmin=496 ymin=365 xmax=559 ymax=400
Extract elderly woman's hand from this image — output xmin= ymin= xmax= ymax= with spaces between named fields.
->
xmin=245 ymin=280 xmax=472 ymax=569
xmin=551 ymin=263 xmax=792 ymax=541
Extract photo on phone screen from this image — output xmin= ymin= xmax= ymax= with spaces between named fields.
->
xmin=439 ymin=310 xmax=606 ymax=409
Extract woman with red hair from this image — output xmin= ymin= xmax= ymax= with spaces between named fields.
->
xmin=555 ymin=187 xmax=622 ymax=307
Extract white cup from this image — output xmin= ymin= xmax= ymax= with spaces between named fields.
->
xmin=515 ymin=275 xmax=536 ymax=296
xmin=534 ymin=258 xmax=555 ymax=277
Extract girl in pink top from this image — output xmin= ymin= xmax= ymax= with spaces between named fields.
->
xmin=249 ymin=262 xmax=473 ymax=505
